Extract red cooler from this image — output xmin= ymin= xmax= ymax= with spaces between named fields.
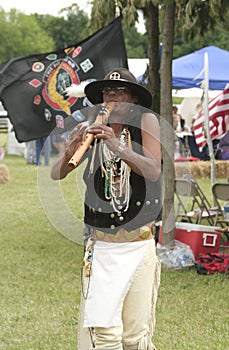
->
xmin=158 ymin=222 xmax=221 ymax=258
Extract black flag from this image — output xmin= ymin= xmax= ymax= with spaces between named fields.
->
xmin=0 ymin=17 xmax=128 ymax=142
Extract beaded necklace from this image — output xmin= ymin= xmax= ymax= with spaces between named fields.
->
xmin=101 ymin=128 xmax=131 ymax=214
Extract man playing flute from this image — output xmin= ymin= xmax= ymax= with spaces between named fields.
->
xmin=51 ymin=68 xmax=162 ymax=350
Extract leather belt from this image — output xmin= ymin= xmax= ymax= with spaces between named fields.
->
xmin=93 ymin=223 xmax=156 ymax=243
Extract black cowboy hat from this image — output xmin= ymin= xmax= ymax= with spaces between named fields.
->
xmin=84 ymin=68 xmax=152 ymax=109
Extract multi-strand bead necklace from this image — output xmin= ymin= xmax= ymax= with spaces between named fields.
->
xmin=101 ymin=128 xmax=131 ymax=215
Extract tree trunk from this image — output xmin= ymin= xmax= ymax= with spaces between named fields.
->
xmin=144 ymin=3 xmax=160 ymax=114
xmin=160 ymin=1 xmax=176 ymax=245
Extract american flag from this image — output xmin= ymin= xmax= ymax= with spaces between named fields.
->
xmin=193 ymin=85 xmax=229 ymax=151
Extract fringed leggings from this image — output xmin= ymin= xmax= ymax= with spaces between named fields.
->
xmin=91 ymin=239 xmax=161 ymax=350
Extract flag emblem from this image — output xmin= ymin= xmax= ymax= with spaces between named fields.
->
xmin=32 ymin=62 xmax=45 ymax=72
xmin=42 ymin=57 xmax=80 ymax=114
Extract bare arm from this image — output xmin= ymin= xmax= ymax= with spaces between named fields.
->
xmin=50 ymin=122 xmax=89 ymax=180
xmin=120 ymin=113 xmax=161 ymax=181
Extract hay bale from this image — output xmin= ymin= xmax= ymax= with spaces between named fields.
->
xmin=0 ymin=163 xmax=10 ymax=184
xmin=191 ymin=162 xmax=205 ymax=178
xmin=175 ymin=160 xmax=229 ymax=179
xmin=198 ymin=162 xmax=210 ymax=178
xmin=174 ymin=162 xmax=190 ymax=178
xmin=215 ymin=160 xmax=229 ymax=179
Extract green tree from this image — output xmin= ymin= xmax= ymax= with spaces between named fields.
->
xmin=123 ymin=25 xmax=147 ymax=58
xmin=88 ymin=0 xmax=162 ymax=113
xmin=0 ymin=8 xmax=55 ymax=62
xmin=35 ymin=6 xmax=147 ymax=57
xmin=34 ymin=4 xmax=89 ymax=50
xmin=180 ymin=0 xmax=229 ymax=39
xmin=173 ymin=1 xmax=229 ymax=58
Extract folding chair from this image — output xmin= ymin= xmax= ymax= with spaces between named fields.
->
xmin=212 ymin=183 xmax=229 ymax=226
xmin=212 ymin=183 xmax=229 ymax=251
xmin=175 ymin=178 xmax=218 ymax=225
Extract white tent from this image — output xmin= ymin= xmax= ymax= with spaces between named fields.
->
xmin=0 ymin=102 xmax=25 ymax=156
xmin=175 ymin=89 xmax=222 ymax=129
xmin=7 ymin=120 xmax=25 ymax=156
xmin=127 ymin=60 xmax=224 ymax=128
xmin=128 ymin=58 xmax=148 ymax=78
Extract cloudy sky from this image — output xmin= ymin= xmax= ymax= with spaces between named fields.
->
xmin=0 ymin=0 xmax=145 ymax=32
xmin=0 ymin=0 xmax=92 ymax=16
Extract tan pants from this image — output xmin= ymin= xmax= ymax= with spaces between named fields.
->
xmin=92 ymin=239 xmax=161 ymax=350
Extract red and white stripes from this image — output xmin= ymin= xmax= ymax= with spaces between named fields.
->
xmin=193 ymin=86 xmax=229 ymax=151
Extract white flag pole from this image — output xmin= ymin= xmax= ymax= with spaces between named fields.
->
xmin=203 ymin=52 xmax=215 ymax=184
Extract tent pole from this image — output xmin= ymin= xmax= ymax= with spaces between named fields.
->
xmin=203 ymin=52 xmax=216 ymax=187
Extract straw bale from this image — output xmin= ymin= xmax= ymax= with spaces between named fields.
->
xmin=0 ymin=163 xmax=10 ymax=184
xmin=175 ymin=160 xmax=229 ymax=179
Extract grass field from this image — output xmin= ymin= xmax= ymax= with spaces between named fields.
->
xmin=0 ymin=155 xmax=228 ymax=350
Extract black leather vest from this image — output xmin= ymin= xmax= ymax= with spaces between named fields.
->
xmin=83 ymin=107 xmax=162 ymax=233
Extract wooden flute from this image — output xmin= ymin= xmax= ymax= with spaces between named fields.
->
xmin=68 ymin=101 xmax=114 ymax=168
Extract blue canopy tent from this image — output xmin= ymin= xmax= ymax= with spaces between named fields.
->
xmin=137 ymin=46 xmax=229 ymax=90
xmin=172 ymin=46 xmax=229 ymax=162
xmin=172 ymin=46 xmax=229 ymax=90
